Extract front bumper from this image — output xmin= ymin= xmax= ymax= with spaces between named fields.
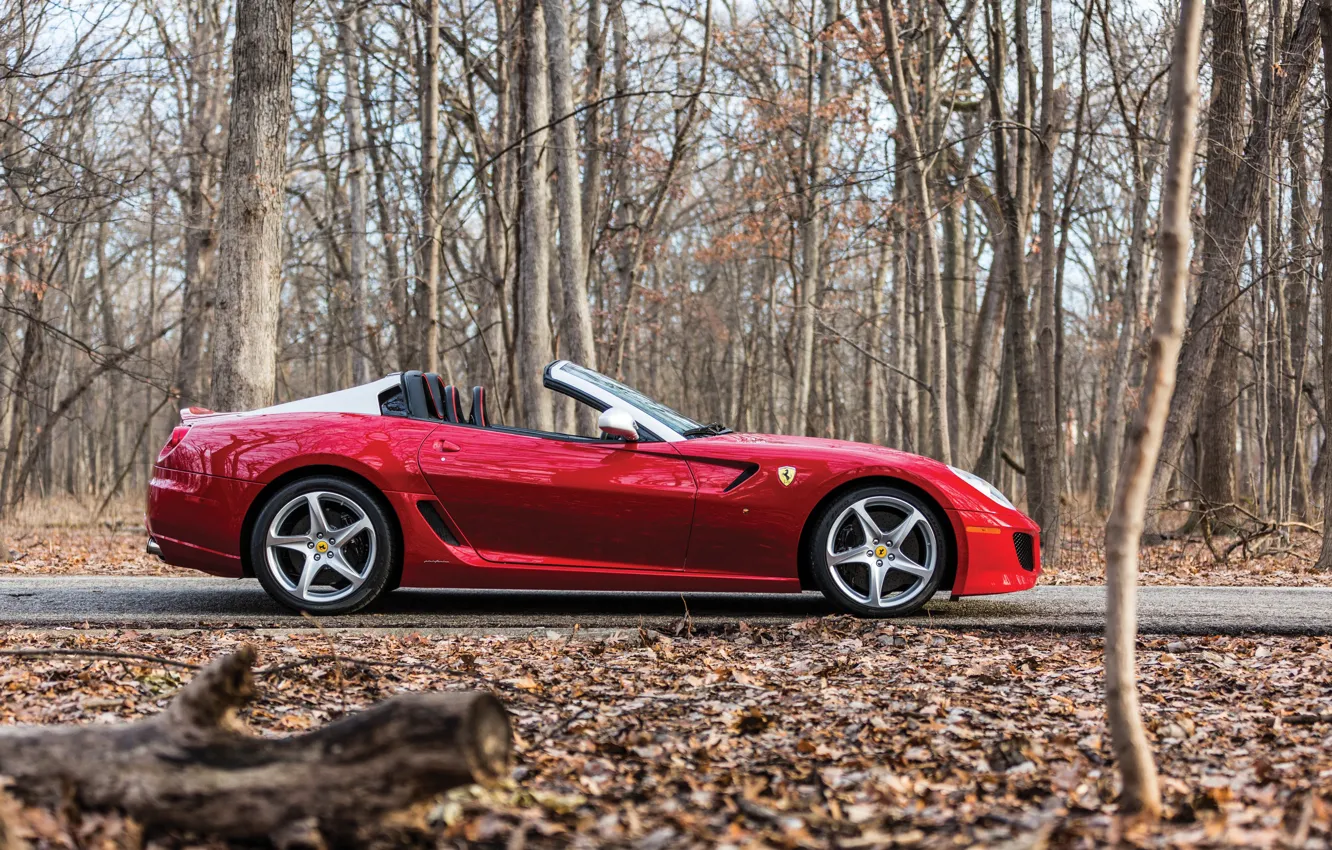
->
xmin=949 ymin=507 xmax=1041 ymax=597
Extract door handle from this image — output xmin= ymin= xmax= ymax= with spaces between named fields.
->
xmin=433 ymin=439 xmax=462 ymax=453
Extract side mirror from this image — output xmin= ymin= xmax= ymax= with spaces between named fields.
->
xmin=597 ymin=408 xmax=639 ymax=441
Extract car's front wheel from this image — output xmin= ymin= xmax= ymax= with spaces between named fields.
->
xmin=250 ymin=476 xmax=395 ymax=615
xmin=808 ymin=485 xmax=947 ymax=617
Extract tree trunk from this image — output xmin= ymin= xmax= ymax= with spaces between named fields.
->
xmin=0 ymin=648 xmax=510 ymax=841
xmin=338 ymin=0 xmax=369 ymax=384
xmin=580 ymin=0 xmax=608 ymax=268
xmin=941 ymin=198 xmax=965 ymax=456
xmin=1034 ymin=0 xmax=1061 ymax=560
xmin=546 ymin=0 xmax=596 ymax=435
xmin=174 ymin=1 xmax=224 ymax=409
xmin=96 ymin=221 xmax=122 ymax=494
xmin=1148 ymin=0 xmax=1322 ymax=521
xmin=1094 ymin=98 xmax=1163 ymax=513
xmin=1104 ymin=0 xmax=1202 ymax=816
xmin=545 ymin=0 xmax=596 ymax=376
xmin=1195 ymin=0 xmax=1248 ymax=526
xmin=0 ymin=285 xmax=42 ymax=513
xmin=877 ymin=0 xmax=951 ymax=464
xmin=518 ymin=0 xmax=555 ymax=431
xmin=1052 ymin=3 xmax=1093 ymax=449
xmin=1286 ymin=119 xmax=1312 ymax=519
xmin=864 ymin=240 xmax=888 ymax=445
xmin=358 ymin=20 xmax=407 ymax=371
xmin=790 ymin=0 xmax=835 ymax=438
xmin=1317 ymin=0 xmax=1332 ymax=569
xmin=420 ymin=0 xmax=442 ymax=373
xmin=985 ymin=0 xmax=1045 ymax=527
xmin=208 ymin=0 xmax=294 ymax=412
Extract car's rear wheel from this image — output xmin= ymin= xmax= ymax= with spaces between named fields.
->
xmin=807 ymin=485 xmax=947 ymax=618
xmin=250 ymin=476 xmax=395 ymax=615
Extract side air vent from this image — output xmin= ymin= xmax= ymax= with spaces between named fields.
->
xmin=722 ymin=464 xmax=760 ymax=493
xmin=1012 ymin=532 xmax=1035 ymax=572
xmin=417 ymin=500 xmax=460 ymax=546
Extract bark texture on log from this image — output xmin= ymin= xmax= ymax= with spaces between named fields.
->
xmin=0 ymin=647 xmax=511 ymax=841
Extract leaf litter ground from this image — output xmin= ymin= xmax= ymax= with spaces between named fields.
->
xmin=0 ymin=620 xmax=1328 ymax=848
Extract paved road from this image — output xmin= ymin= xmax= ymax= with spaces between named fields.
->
xmin=0 ymin=577 xmax=1328 ymax=634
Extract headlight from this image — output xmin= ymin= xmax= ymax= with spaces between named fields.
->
xmin=948 ymin=465 xmax=1015 ymax=510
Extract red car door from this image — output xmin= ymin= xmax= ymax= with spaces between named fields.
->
xmin=417 ymin=424 xmax=697 ymax=569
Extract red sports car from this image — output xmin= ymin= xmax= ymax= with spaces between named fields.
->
xmin=146 ymin=361 xmax=1040 ymax=617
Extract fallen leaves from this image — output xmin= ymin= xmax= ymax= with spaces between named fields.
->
xmin=0 ymin=620 xmax=1328 ymax=847
xmin=0 ymin=527 xmax=193 ymax=578
xmin=1045 ymin=519 xmax=1329 ymax=587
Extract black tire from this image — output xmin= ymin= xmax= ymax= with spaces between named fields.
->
xmin=250 ymin=475 xmax=396 ymax=615
xmin=806 ymin=485 xmax=948 ymax=618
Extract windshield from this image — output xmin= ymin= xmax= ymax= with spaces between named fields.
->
xmin=562 ymin=363 xmax=703 ymax=435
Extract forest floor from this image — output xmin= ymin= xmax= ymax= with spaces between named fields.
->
xmin=1044 ymin=517 xmax=1328 ymax=587
xmin=2 ymin=498 xmax=1330 ymax=846
xmin=3 ymin=496 xmax=1328 ymax=586
xmin=0 ymin=622 xmax=1330 ymax=848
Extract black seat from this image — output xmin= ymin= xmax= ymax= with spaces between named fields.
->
xmin=401 ymin=370 xmax=429 ymax=419
xmin=442 ymin=385 xmax=464 ymax=424
xmin=423 ymin=374 xmax=447 ymax=420
xmin=469 ymin=386 xmax=492 ymax=426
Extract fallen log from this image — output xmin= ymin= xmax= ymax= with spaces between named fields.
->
xmin=0 ymin=645 xmax=511 ymax=841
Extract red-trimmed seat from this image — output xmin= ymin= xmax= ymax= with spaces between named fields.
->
xmin=441 ymin=385 xmax=464 ymax=424
xmin=469 ymin=386 xmax=491 ymax=426
xmin=422 ymin=374 xmax=446 ymax=420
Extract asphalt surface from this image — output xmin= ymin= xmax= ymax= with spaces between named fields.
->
xmin=0 ymin=577 xmax=1328 ymax=634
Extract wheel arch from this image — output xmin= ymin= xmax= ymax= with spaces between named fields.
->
xmin=796 ymin=475 xmax=958 ymax=593
xmin=239 ymin=465 xmax=405 ymax=589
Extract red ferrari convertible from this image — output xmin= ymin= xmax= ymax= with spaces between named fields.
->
xmin=146 ymin=361 xmax=1040 ymax=617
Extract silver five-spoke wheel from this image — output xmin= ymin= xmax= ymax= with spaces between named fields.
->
xmin=824 ymin=494 xmax=937 ymax=611
xmin=265 ymin=490 xmax=377 ymax=605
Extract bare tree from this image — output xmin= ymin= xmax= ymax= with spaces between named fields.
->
xmin=4 ymin=0 xmax=1332 ymax=571
xmin=1147 ymin=0 xmax=1322 ymax=527
xmin=1034 ymin=0 xmax=1060 ymax=559
xmin=790 ymin=0 xmax=836 ymax=439
xmin=207 ymin=0 xmax=294 ymax=411
xmin=336 ymin=0 xmax=368 ymax=384
xmin=1195 ymin=0 xmax=1247 ymax=527
xmin=1104 ymin=0 xmax=1203 ymax=816
xmin=518 ymin=0 xmax=554 ymax=431
xmin=420 ymin=0 xmax=441 ymax=373
xmin=544 ymin=0 xmax=595 ymax=377
xmin=167 ymin=0 xmax=227 ymax=409
xmin=1317 ymin=0 xmax=1332 ymax=570
xmin=874 ymin=0 xmax=951 ymax=464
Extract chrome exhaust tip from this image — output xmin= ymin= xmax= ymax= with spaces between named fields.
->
xmin=146 ymin=538 xmax=163 ymax=559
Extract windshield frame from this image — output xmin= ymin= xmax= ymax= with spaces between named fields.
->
xmin=543 ymin=361 xmax=703 ymax=442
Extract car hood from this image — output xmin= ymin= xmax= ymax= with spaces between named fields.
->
xmin=682 ymin=431 xmax=1029 ymax=520
xmin=690 ymin=431 xmax=950 ymax=469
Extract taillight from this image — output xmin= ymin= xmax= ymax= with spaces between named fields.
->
xmin=157 ymin=425 xmax=190 ymax=464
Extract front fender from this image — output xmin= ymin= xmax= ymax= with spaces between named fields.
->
xmin=805 ymin=461 xmax=1033 ymax=597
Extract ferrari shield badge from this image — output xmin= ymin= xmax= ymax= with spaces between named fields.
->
xmin=777 ymin=466 xmax=797 ymax=486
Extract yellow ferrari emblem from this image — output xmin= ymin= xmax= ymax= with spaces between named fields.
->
xmin=777 ymin=466 xmax=796 ymax=486
xmin=315 ymin=540 xmax=329 ymax=553
xmin=875 ymin=545 xmax=888 ymax=558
